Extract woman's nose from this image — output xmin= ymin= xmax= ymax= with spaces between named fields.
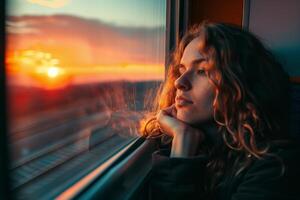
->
xmin=174 ymin=73 xmax=192 ymax=91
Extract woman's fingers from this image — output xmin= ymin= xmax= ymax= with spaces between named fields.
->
xmin=161 ymin=104 xmax=177 ymax=117
xmin=156 ymin=105 xmax=181 ymax=137
xmin=156 ymin=110 xmax=174 ymax=137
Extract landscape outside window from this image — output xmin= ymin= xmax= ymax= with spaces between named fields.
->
xmin=6 ymin=0 xmax=166 ymax=199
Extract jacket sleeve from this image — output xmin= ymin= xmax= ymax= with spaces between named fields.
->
xmin=148 ymin=149 xmax=209 ymax=200
xmin=231 ymin=148 xmax=300 ymax=200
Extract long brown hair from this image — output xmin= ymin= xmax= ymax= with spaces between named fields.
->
xmin=140 ymin=22 xmax=290 ymax=196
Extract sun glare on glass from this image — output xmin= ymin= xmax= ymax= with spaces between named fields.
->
xmin=47 ymin=66 xmax=59 ymax=78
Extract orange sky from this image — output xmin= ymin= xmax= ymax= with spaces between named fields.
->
xmin=6 ymin=15 xmax=165 ymax=89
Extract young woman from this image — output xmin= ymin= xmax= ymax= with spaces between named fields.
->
xmin=141 ymin=22 xmax=300 ymax=200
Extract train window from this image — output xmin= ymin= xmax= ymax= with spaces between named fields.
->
xmin=6 ymin=0 xmax=166 ymax=199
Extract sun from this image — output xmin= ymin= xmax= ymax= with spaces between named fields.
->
xmin=47 ymin=66 xmax=59 ymax=78
xmin=7 ymin=50 xmax=72 ymax=89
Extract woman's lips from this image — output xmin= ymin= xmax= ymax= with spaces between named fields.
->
xmin=175 ymin=96 xmax=193 ymax=107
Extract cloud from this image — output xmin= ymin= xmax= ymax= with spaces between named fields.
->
xmin=6 ymin=20 xmax=40 ymax=34
xmin=26 ymin=0 xmax=71 ymax=8
xmin=6 ymin=14 xmax=165 ymax=66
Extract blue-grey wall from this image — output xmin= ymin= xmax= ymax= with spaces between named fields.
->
xmin=248 ymin=0 xmax=300 ymax=76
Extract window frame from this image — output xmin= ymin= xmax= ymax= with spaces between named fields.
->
xmin=165 ymin=0 xmax=189 ymax=72
xmin=1 ymin=0 xmax=11 ymax=199
xmin=242 ymin=0 xmax=251 ymax=30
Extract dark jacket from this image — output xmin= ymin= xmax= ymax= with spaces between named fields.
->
xmin=148 ymin=140 xmax=300 ymax=200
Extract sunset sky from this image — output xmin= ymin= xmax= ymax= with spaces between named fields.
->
xmin=6 ymin=0 xmax=166 ymax=88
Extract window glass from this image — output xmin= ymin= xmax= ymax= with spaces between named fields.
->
xmin=6 ymin=0 xmax=166 ymax=199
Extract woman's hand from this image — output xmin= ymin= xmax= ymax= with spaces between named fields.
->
xmin=156 ymin=105 xmax=205 ymax=157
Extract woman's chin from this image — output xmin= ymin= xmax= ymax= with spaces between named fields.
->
xmin=176 ymin=111 xmax=197 ymax=124
xmin=176 ymin=110 xmax=213 ymax=126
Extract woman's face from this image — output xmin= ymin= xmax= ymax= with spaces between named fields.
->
xmin=175 ymin=37 xmax=216 ymax=125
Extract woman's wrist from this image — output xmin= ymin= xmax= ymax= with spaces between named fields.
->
xmin=170 ymin=127 xmax=204 ymax=158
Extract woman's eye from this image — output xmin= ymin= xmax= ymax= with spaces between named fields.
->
xmin=197 ymin=69 xmax=206 ymax=75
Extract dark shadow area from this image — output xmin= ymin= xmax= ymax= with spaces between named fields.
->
xmin=1 ymin=0 xmax=12 ymax=199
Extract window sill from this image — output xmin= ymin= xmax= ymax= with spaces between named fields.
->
xmin=56 ymin=137 xmax=157 ymax=200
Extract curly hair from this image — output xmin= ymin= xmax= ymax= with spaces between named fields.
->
xmin=140 ymin=22 xmax=290 ymax=197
